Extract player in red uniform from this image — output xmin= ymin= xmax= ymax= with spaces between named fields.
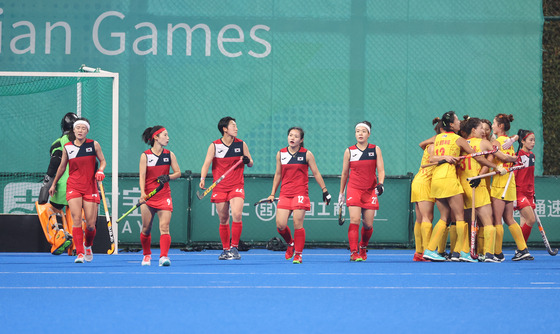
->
xmin=339 ymin=121 xmax=385 ymax=262
xmin=514 ymin=129 xmax=536 ymax=242
xmin=49 ymin=118 xmax=106 ymax=263
xmin=199 ymin=117 xmax=253 ymax=260
xmin=266 ymin=127 xmax=331 ymax=264
xmin=138 ymin=126 xmax=181 ymax=266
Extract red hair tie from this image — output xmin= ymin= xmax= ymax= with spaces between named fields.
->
xmin=522 ymin=132 xmax=534 ymax=141
xmin=152 ymin=127 xmax=166 ymax=139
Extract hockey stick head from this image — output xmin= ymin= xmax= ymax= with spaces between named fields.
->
xmin=196 ymin=190 xmax=205 ymax=200
xmin=338 ymin=204 xmax=345 ymax=226
xmin=107 ymin=243 xmax=115 ymax=255
xmin=253 ymin=198 xmax=278 ymax=206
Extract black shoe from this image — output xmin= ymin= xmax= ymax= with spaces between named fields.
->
xmin=483 ymin=253 xmax=500 ymax=263
xmin=512 ymin=249 xmax=534 ymax=261
xmin=438 ymin=252 xmax=451 ymax=261
xmin=450 ymin=252 xmax=460 ymax=262
xmin=218 ymin=249 xmax=233 ymax=260
xmin=229 ymin=247 xmax=241 ymax=260
xmin=494 ymin=252 xmax=505 ymax=262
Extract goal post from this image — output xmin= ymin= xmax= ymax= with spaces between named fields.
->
xmin=0 ymin=66 xmax=120 ymax=254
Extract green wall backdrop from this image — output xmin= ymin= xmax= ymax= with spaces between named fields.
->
xmin=0 ymin=0 xmax=544 ymax=177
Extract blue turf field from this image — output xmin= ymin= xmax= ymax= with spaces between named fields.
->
xmin=1 ymin=248 xmax=559 ymax=333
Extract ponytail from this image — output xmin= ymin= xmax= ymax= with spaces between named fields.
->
xmin=141 ymin=125 xmax=165 ymax=147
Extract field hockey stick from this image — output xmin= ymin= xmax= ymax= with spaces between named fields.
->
xmin=466 ymin=164 xmax=526 ymax=182
xmin=253 ymin=198 xmax=279 ymax=206
xmin=197 ymin=159 xmax=243 ymax=200
xmin=338 ymin=202 xmax=345 ymax=226
xmin=469 ymin=187 xmax=478 ymax=260
xmin=337 ymin=191 xmax=347 ymax=226
xmin=98 ymin=181 xmax=115 ymax=255
xmin=421 ymin=146 xmax=498 ymax=168
xmin=533 ymin=207 xmax=558 ymax=256
xmin=115 ymin=182 xmax=165 ymax=224
xmin=501 ymin=172 xmax=514 ymax=199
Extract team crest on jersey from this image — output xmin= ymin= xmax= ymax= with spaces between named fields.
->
xmin=163 ymin=157 xmax=169 ymax=162
xmin=297 ymin=156 xmax=304 ymax=161
xmin=234 ymin=148 xmax=241 ymax=153
xmin=86 ymin=147 xmax=93 ymax=152
xmin=368 ymin=152 xmax=374 ymax=156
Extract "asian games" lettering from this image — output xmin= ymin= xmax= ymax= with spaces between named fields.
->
xmin=0 ymin=9 xmax=271 ymax=58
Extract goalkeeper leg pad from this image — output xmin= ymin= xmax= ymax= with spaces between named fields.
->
xmin=35 ymin=202 xmax=73 ymax=255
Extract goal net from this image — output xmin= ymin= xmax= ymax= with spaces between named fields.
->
xmin=0 ymin=66 xmax=119 ymax=249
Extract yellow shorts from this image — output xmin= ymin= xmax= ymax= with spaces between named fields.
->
xmin=431 ymin=176 xmax=463 ymax=199
xmin=411 ymin=178 xmax=434 ymax=203
xmin=461 ymin=181 xmax=491 ymax=209
xmin=491 ymin=185 xmax=516 ymax=202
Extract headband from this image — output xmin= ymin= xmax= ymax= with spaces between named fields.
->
xmin=522 ymin=132 xmax=534 ymax=141
xmin=152 ymin=127 xmax=166 ymax=139
xmin=73 ymin=120 xmax=90 ymax=131
xmin=355 ymin=123 xmax=371 ymax=133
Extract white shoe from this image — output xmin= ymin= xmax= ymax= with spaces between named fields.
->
xmin=159 ymin=256 xmax=171 ymax=267
xmin=75 ymin=253 xmax=85 ymax=263
xmin=84 ymin=246 xmax=93 ymax=262
xmin=142 ymin=255 xmax=151 ymax=266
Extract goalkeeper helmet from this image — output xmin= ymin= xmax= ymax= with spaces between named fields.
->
xmin=61 ymin=112 xmax=78 ymax=133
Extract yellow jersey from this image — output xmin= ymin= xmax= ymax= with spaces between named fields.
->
xmin=491 ymin=135 xmax=516 ymax=201
xmin=430 ymin=132 xmax=463 ymax=199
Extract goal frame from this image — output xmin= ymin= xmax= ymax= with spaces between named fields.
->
xmin=0 ymin=66 xmax=120 ymax=254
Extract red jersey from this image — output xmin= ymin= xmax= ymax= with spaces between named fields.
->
xmin=279 ymin=147 xmax=309 ymax=197
xmin=514 ymin=149 xmax=535 ymax=197
xmin=212 ymin=138 xmax=245 ymax=192
xmin=64 ymin=139 xmax=97 ymax=193
xmin=144 ymin=148 xmax=172 ymax=208
xmin=348 ymin=143 xmax=378 ymax=190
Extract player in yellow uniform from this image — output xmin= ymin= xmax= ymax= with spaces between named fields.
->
xmin=457 ymin=117 xmax=515 ymax=263
xmin=423 ymin=111 xmax=505 ymax=262
xmin=411 ymin=118 xmax=442 ymax=261
xmin=491 ymin=114 xmax=533 ymax=261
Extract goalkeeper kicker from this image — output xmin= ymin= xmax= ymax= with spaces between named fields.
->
xmin=35 ymin=112 xmax=79 ymax=255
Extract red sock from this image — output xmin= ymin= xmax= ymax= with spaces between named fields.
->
xmin=219 ymin=224 xmax=230 ymax=250
xmin=140 ymin=233 xmax=152 ymax=255
xmin=84 ymin=228 xmax=96 ymax=247
xmin=348 ymin=224 xmax=359 ymax=253
xmin=521 ymin=223 xmax=533 ymax=242
xmin=277 ymin=226 xmax=293 ymax=245
xmin=72 ymin=227 xmax=84 ymax=255
xmin=160 ymin=234 xmax=171 ymax=257
xmin=231 ymin=221 xmax=242 ymax=248
xmin=360 ymin=226 xmax=373 ymax=248
xmin=294 ymin=228 xmax=305 ymax=254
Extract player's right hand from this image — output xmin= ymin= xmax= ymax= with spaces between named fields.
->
xmin=496 ymin=166 xmax=507 ymax=175
xmin=338 ymin=193 xmax=344 ymax=206
xmin=199 ymin=179 xmax=206 ymax=190
xmin=48 ymin=185 xmax=56 ymax=196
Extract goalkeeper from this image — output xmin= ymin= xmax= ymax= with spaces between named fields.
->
xmin=35 ymin=112 xmax=78 ymax=255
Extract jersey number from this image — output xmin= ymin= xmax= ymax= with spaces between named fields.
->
xmin=298 ymin=196 xmax=304 ymax=204
xmin=460 ymin=157 xmax=472 ymax=171
xmin=436 ymin=147 xmax=445 ymax=156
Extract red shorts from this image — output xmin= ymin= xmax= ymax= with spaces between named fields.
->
xmin=147 ymin=196 xmax=173 ymax=211
xmin=66 ymin=184 xmax=100 ymax=204
xmin=346 ymin=187 xmax=379 ymax=210
xmin=514 ymin=193 xmax=535 ymax=211
xmin=277 ymin=195 xmax=311 ymax=211
xmin=211 ymin=188 xmax=245 ymax=203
